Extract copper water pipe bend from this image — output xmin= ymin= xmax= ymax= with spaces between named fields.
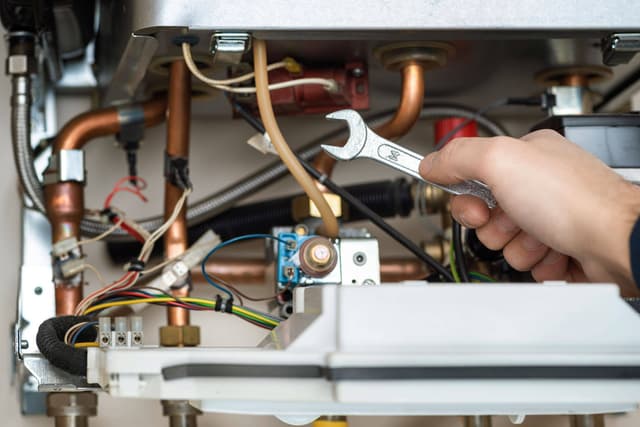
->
xmin=165 ymin=60 xmax=192 ymax=327
xmin=54 ymin=96 xmax=167 ymax=151
xmin=312 ymin=62 xmax=425 ymax=177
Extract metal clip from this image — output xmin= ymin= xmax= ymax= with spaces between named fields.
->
xmin=210 ymin=32 xmax=251 ymax=65
xmin=602 ymin=33 xmax=640 ymax=66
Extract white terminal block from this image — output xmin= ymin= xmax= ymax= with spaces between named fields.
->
xmin=100 ymin=316 xmax=144 ymax=348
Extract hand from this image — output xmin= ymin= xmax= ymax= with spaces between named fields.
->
xmin=419 ymin=129 xmax=640 ymax=296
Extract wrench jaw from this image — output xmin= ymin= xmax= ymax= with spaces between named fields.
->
xmin=322 ymin=109 xmax=368 ymax=160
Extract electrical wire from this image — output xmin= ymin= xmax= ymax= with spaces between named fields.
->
xmin=200 ymin=234 xmax=290 ymax=298
xmin=452 ymin=220 xmax=471 ymax=282
xmin=82 ymin=295 xmax=281 ymax=329
xmin=470 ymin=271 xmax=496 ymax=283
xmin=449 ymin=242 xmax=461 ymax=283
xmin=253 ymin=38 xmax=340 ymax=239
xmin=76 ymin=219 xmax=124 ymax=247
xmin=70 ymin=321 xmax=98 ymax=346
xmin=182 ymin=43 xmax=337 ymax=94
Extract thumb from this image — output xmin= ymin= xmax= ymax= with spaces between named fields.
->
xmin=419 ymin=137 xmax=498 ymax=185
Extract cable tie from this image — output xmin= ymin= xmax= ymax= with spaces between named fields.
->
xmin=224 ymin=297 xmax=234 ymax=313
xmin=214 ymin=295 xmax=223 ymax=312
xmin=127 ymin=259 xmax=146 ymax=272
xmin=99 ymin=207 xmax=118 ymax=221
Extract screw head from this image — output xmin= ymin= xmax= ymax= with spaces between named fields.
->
xmin=20 ymin=340 xmax=29 ymax=349
xmin=34 ymin=286 xmax=42 ymax=295
xmin=353 ymin=252 xmax=367 ymax=266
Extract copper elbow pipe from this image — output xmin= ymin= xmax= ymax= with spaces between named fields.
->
xmin=165 ymin=60 xmax=192 ymax=327
xmin=313 ymin=62 xmax=425 ymax=177
xmin=55 ymin=96 xmax=167 ymax=151
xmin=193 ymin=258 xmax=428 ymax=284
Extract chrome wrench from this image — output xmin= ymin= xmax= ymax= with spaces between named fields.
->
xmin=321 ymin=109 xmax=497 ymax=208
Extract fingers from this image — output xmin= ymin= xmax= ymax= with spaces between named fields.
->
xmin=419 ymin=136 xmax=511 ymax=185
xmin=531 ymin=250 xmax=570 ymax=281
xmin=450 ymin=195 xmax=490 ymax=228
xmin=503 ymin=232 xmax=549 ymax=271
xmin=475 ymin=208 xmax=520 ymax=250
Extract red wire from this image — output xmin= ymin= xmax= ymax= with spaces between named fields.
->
xmin=103 ymin=176 xmax=148 ymax=209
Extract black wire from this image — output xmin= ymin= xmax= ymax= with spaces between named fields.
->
xmin=452 ymin=219 xmax=470 ymax=282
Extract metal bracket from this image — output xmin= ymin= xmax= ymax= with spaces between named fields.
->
xmin=42 ymin=149 xmax=86 ymax=185
xmin=602 ymin=33 xmax=640 ymax=66
xmin=210 ymin=32 xmax=251 ymax=65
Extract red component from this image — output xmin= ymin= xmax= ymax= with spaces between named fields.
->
xmin=434 ymin=117 xmax=478 ymax=146
xmin=233 ymin=61 xmax=369 ymax=116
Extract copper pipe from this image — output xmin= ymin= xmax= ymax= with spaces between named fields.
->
xmin=313 ymin=62 xmax=425 ymax=177
xmin=192 ymin=258 xmax=428 ymax=284
xmin=54 ymin=286 xmax=83 ymax=316
xmin=165 ymin=60 xmax=192 ymax=327
xmin=559 ymin=74 xmax=589 ymax=87
xmin=46 ymin=97 xmax=167 ymax=316
xmin=55 ymin=96 xmax=167 ymax=151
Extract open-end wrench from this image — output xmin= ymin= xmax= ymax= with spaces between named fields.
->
xmin=321 ymin=109 xmax=497 ymax=208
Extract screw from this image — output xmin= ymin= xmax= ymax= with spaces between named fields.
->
xmin=21 ymin=340 xmax=29 ymax=349
xmin=351 ymin=67 xmax=364 ymax=77
xmin=363 ymin=279 xmax=376 ymax=286
xmin=34 ymin=286 xmax=42 ymax=295
xmin=353 ymin=252 xmax=367 ymax=266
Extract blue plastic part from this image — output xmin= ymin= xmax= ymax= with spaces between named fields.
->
xmin=276 ymin=232 xmax=315 ymax=287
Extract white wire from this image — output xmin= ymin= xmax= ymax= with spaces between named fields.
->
xmin=182 ymin=43 xmax=338 ymax=94
xmin=83 ymin=263 xmax=107 ymax=286
xmin=74 ymin=188 xmax=192 ymax=315
xmin=77 ymin=219 xmax=124 ymax=246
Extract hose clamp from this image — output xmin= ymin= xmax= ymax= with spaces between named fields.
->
xmin=43 ymin=149 xmax=86 ymax=185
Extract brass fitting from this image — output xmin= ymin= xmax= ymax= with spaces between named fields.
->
xmin=423 ymin=235 xmax=448 ymax=264
xmin=47 ymin=392 xmax=97 ymax=424
xmin=159 ymin=325 xmax=201 ymax=347
xmin=292 ymin=193 xmax=342 ymax=221
xmin=313 ymin=416 xmax=348 ymax=427
xmin=299 ymin=237 xmax=338 ymax=278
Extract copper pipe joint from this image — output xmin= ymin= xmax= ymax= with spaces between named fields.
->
xmin=558 ymin=74 xmax=590 ymax=87
xmin=193 ymin=258 xmax=428 ymax=284
xmin=164 ymin=60 xmax=192 ymax=327
xmin=55 ymin=96 xmax=167 ymax=151
xmin=44 ymin=182 xmax=84 ymax=244
xmin=313 ymin=62 xmax=425 ymax=177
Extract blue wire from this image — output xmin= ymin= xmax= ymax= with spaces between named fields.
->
xmin=70 ymin=321 xmax=98 ymax=346
xmin=201 ymin=234 xmax=290 ymax=298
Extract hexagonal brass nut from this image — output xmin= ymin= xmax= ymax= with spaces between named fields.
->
xmin=292 ymin=193 xmax=342 ymax=221
xmin=160 ymin=325 xmax=201 ymax=347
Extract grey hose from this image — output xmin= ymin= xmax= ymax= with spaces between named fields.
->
xmin=73 ymin=103 xmax=506 ymax=239
xmin=11 ymin=75 xmax=46 ymax=213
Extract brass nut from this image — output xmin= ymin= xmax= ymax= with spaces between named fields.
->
xmin=292 ymin=193 xmax=342 ymax=221
xmin=423 ymin=236 xmax=447 ymax=263
xmin=160 ymin=325 xmax=201 ymax=347
xmin=47 ymin=392 xmax=98 ymax=417
xmin=374 ymin=41 xmax=455 ymax=71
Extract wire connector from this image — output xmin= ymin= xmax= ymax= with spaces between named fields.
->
xmin=164 ymin=152 xmax=192 ymax=190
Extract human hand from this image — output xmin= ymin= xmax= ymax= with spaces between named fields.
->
xmin=419 ymin=130 xmax=640 ymax=296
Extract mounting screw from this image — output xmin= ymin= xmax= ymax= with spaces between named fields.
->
xmin=353 ymin=252 xmax=367 ymax=266
xmin=34 ymin=286 xmax=42 ymax=295
xmin=20 ymin=340 xmax=29 ymax=349
xmin=363 ymin=279 xmax=376 ymax=286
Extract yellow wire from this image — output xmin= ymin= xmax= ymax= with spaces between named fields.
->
xmin=82 ymin=297 xmax=279 ymax=327
xmin=74 ymin=342 xmax=99 ymax=348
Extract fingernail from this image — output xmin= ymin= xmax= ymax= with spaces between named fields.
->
xmin=459 ymin=212 xmax=472 ymax=228
xmin=542 ymin=250 xmax=563 ymax=265
xmin=419 ymin=155 xmax=434 ymax=176
xmin=495 ymin=212 xmax=518 ymax=233
xmin=522 ymin=234 xmax=544 ymax=251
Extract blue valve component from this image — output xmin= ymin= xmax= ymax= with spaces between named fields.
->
xmin=276 ymin=232 xmax=313 ymax=288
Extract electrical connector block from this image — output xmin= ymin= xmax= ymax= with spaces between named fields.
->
xmin=98 ymin=316 xmax=143 ymax=348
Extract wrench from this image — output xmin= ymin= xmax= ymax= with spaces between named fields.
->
xmin=321 ymin=109 xmax=497 ymax=208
